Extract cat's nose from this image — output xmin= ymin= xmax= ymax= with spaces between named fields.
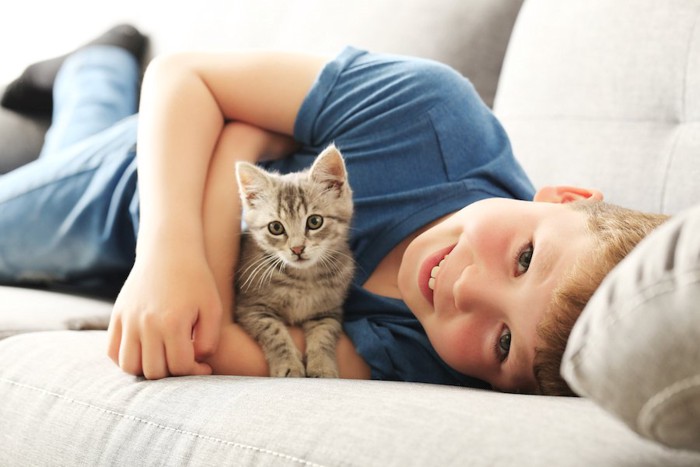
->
xmin=291 ymin=245 xmax=305 ymax=256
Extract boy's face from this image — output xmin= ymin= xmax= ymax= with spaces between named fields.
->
xmin=398 ymin=190 xmax=597 ymax=392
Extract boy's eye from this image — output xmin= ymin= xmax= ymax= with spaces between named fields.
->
xmin=268 ymin=221 xmax=285 ymax=235
xmin=516 ymin=243 xmax=534 ymax=276
xmin=306 ymin=214 xmax=324 ymax=230
xmin=495 ymin=326 xmax=511 ymax=363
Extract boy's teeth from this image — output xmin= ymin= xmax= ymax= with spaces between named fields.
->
xmin=428 ymin=254 xmax=449 ymax=291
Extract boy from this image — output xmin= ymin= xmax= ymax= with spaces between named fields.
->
xmin=0 ymin=26 xmax=667 ymax=395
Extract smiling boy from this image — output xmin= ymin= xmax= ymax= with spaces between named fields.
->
xmin=0 ymin=31 xmax=668 ymax=394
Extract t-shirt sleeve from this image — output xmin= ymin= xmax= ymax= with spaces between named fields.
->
xmin=294 ymin=46 xmax=534 ymax=199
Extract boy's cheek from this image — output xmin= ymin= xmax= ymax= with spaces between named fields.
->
xmin=430 ymin=320 xmax=488 ymax=377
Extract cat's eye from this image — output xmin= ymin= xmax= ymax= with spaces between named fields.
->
xmin=268 ymin=221 xmax=285 ymax=236
xmin=306 ymin=215 xmax=324 ymax=230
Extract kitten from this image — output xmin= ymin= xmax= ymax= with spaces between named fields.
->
xmin=234 ymin=145 xmax=354 ymax=378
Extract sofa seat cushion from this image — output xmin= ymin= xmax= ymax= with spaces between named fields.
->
xmin=563 ymin=204 xmax=700 ymax=452
xmin=2 ymin=330 xmax=700 ymax=466
xmin=0 ymin=285 xmax=112 ymax=340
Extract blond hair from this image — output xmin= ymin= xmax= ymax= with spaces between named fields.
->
xmin=533 ymin=200 xmax=670 ymax=396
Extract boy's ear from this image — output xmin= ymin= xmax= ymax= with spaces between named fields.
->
xmin=533 ymin=185 xmax=604 ymax=204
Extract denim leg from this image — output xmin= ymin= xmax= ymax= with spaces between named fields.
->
xmin=0 ymin=47 xmax=141 ymax=285
xmin=40 ymin=45 xmax=140 ymax=158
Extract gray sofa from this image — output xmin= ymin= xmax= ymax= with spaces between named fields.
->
xmin=2 ymin=0 xmax=700 ymax=465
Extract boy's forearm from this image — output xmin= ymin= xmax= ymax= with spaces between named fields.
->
xmin=202 ymin=123 xmax=288 ymax=317
xmin=135 ymin=55 xmax=224 ymax=256
xmin=207 ymin=323 xmax=371 ymax=380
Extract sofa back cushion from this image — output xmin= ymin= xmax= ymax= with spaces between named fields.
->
xmin=145 ymin=0 xmax=524 ymax=109
xmin=494 ymin=0 xmax=700 ymax=215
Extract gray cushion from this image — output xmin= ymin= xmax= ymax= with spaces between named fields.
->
xmin=143 ymin=0 xmax=524 ymax=108
xmin=0 ymin=286 xmax=112 ymax=340
xmin=494 ymin=0 xmax=700 ymax=215
xmin=2 ymin=331 xmax=700 ymax=466
xmin=562 ymin=204 xmax=700 ymax=452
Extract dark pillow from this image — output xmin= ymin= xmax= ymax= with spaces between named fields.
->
xmin=0 ymin=87 xmax=49 ymax=174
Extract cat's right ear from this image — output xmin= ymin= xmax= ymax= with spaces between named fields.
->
xmin=236 ymin=161 xmax=271 ymax=204
xmin=310 ymin=144 xmax=348 ymax=194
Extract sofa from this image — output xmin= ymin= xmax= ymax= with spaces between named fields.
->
xmin=2 ymin=0 xmax=700 ymax=465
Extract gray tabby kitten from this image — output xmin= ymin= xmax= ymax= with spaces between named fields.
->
xmin=234 ymin=145 xmax=354 ymax=378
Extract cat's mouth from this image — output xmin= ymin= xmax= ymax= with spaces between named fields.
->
xmin=284 ymin=254 xmax=315 ymax=269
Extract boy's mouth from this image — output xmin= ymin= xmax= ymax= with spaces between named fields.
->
xmin=418 ymin=244 xmax=456 ymax=306
xmin=428 ymin=255 xmax=449 ymax=291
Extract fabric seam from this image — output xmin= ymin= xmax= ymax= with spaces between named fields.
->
xmin=0 ymin=377 xmax=327 ymax=467
xmin=639 ymin=374 xmax=700 ymax=439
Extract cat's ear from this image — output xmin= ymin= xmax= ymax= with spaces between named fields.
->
xmin=236 ymin=161 xmax=272 ymax=204
xmin=310 ymin=144 xmax=348 ymax=194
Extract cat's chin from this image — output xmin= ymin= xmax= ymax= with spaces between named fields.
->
xmin=283 ymin=256 xmax=318 ymax=270
xmin=287 ymin=260 xmax=315 ymax=270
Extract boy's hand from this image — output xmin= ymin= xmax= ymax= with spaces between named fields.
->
xmin=107 ymin=247 xmax=223 ymax=379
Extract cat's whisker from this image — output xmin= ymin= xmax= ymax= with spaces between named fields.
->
xmin=319 ymin=252 xmax=342 ymax=276
xmin=255 ymin=255 xmax=277 ymax=288
xmin=322 ymin=251 xmax=351 ymax=278
xmin=239 ymin=252 xmax=275 ymax=277
xmin=326 ymin=247 xmax=356 ymax=268
xmin=262 ymin=256 xmax=285 ymax=287
xmin=241 ymin=254 xmax=279 ymax=291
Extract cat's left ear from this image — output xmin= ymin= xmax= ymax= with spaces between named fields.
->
xmin=236 ymin=161 xmax=272 ymax=205
xmin=310 ymin=144 xmax=348 ymax=194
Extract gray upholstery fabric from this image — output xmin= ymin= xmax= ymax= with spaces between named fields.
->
xmin=494 ymin=0 xmax=700 ymax=215
xmin=0 ymin=286 xmax=112 ymax=340
xmin=563 ymin=204 xmax=700 ymax=452
xmin=2 ymin=331 xmax=700 ymax=466
xmin=143 ymin=0 xmax=524 ymax=108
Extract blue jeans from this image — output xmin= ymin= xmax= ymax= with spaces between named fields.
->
xmin=0 ymin=46 xmax=140 ymax=287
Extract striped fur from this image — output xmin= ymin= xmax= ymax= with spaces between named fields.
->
xmin=234 ymin=145 xmax=354 ymax=378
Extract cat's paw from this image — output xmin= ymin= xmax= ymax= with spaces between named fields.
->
xmin=269 ymin=357 xmax=306 ymax=378
xmin=305 ymin=355 xmax=339 ymax=378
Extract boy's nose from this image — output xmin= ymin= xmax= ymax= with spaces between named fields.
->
xmin=453 ymin=266 xmax=503 ymax=315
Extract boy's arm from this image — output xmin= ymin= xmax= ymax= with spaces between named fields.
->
xmin=107 ymin=51 xmax=327 ymax=379
xmin=205 ymin=323 xmax=372 ymax=380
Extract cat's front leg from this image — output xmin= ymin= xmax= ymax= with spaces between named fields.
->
xmin=302 ymin=311 xmax=342 ymax=378
xmin=237 ymin=308 xmax=306 ymax=377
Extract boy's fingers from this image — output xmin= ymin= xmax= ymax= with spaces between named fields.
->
xmin=119 ymin=329 xmax=144 ymax=376
xmin=106 ymin=315 xmax=122 ymax=364
xmin=192 ymin=361 xmax=213 ymax=376
xmin=192 ymin=306 xmax=222 ymax=360
xmin=164 ymin=322 xmax=205 ymax=376
xmin=141 ymin=334 xmax=168 ymax=380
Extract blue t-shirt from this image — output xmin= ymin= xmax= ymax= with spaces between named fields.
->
xmin=265 ymin=47 xmax=535 ymax=386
